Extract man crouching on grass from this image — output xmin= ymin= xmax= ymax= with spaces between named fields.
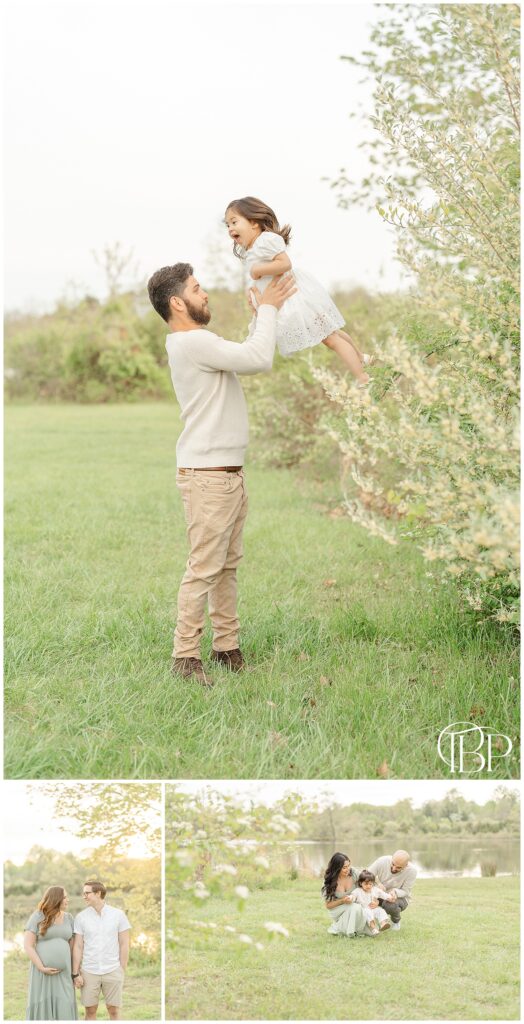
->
xmin=147 ymin=263 xmax=295 ymax=687
xmin=367 ymin=850 xmax=418 ymax=929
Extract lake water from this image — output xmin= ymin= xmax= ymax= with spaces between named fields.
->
xmin=278 ymin=837 xmax=520 ymax=878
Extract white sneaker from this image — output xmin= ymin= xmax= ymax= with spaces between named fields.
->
xmin=391 ymin=922 xmax=401 ymax=931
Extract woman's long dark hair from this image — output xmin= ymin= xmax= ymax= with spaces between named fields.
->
xmin=321 ymin=852 xmax=352 ymax=902
xmin=225 ymin=196 xmax=292 ymax=259
xmin=37 ymin=886 xmax=65 ymax=936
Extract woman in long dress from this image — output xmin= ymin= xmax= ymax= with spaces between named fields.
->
xmin=322 ymin=852 xmax=371 ymax=937
xmin=24 ymin=885 xmax=78 ymax=1020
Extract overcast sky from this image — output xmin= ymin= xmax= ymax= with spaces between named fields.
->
xmin=4 ymin=0 xmax=409 ymax=313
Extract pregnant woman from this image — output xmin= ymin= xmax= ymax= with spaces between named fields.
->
xmin=24 ymin=885 xmax=78 ymax=1020
xmin=322 ymin=852 xmax=369 ymax=937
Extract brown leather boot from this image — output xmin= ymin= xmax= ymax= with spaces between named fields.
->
xmin=171 ymin=657 xmax=214 ymax=687
xmin=210 ymin=648 xmax=245 ymax=672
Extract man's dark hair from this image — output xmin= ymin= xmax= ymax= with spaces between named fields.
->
xmin=147 ymin=263 xmax=193 ymax=323
xmin=84 ymin=879 xmax=107 ymax=899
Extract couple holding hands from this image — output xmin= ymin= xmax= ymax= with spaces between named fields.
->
xmin=24 ymin=880 xmax=130 ymax=1021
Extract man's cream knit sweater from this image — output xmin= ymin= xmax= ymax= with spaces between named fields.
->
xmin=166 ymin=305 xmax=277 ymax=468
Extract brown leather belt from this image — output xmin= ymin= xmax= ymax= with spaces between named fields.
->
xmin=178 ymin=466 xmax=242 ymax=473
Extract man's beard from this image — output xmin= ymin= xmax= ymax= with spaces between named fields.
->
xmin=185 ymin=297 xmax=211 ymax=325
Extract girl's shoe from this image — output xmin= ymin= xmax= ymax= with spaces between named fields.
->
xmin=362 ymin=353 xmax=375 ymax=367
xmin=380 ymin=920 xmax=391 ymax=931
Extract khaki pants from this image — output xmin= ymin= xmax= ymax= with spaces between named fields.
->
xmin=174 ymin=469 xmax=249 ymax=658
xmin=81 ymin=967 xmax=125 ymax=1007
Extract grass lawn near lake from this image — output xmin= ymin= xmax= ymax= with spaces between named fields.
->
xmin=3 ymin=955 xmax=161 ymax=1021
xmin=4 ymin=404 xmax=519 ymax=779
xmin=166 ymin=877 xmax=520 ymax=1020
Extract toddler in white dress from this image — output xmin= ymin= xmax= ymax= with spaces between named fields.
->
xmin=224 ymin=196 xmax=372 ymax=384
xmin=351 ymin=870 xmax=391 ymax=934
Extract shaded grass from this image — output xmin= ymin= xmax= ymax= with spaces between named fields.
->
xmin=4 ymin=404 xmax=519 ymax=779
xmin=3 ymin=955 xmax=161 ymax=1020
xmin=166 ymin=877 xmax=520 ymax=1020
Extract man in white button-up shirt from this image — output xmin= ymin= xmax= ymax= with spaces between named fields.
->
xmin=73 ymin=880 xmax=131 ymax=1020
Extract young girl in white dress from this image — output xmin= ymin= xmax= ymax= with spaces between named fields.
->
xmin=224 ymin=196 xmax=372 ymax=384
xmin=351 ymin=870 xmax=391 ymax=934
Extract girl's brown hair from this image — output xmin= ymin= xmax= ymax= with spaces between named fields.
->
xmin=37 ymin=886 xmax=65 ymax=936
xmin=225 ymin=196 xmax=292 ymax=258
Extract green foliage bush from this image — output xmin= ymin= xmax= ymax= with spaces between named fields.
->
xmin=5 ymin=286 xmax=271 ymax=403
xmin=5 ymin=293 xmax=172 ymax=402
xmin=319 ymin=2 xmax=520 ymax=624
xmin=244 ymin=287 xmax=400 ymax=472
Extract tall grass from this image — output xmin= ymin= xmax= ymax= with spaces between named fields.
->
xmin=4 ymin=404 xmax=519 ymax=779
xmin=166 ymin=877 xmax=520 ymax=1020
xmin=3 ymin=954 xmax=160 ymax=1021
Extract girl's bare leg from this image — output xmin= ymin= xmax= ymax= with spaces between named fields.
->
xmin=336 ymin=328 xmax=365 ymax=363
xmin=322 ymin=333 xmax=369 ymax=384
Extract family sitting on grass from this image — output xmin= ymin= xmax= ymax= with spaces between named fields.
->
xmin=323 ymin=850 xmax=417 ymax=937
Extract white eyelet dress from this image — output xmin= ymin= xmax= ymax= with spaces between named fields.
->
xmin=245 ymin=230 xmax=345 ymax=357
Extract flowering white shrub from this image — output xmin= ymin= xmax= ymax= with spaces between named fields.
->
xmin=166 ymin=788 xmax=306 ymax=949
xmin=321 ymin=3 xmax=519 ymax=623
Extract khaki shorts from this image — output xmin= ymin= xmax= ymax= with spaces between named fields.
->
xmin=81 ymin=967 xmax=125 ymax=1007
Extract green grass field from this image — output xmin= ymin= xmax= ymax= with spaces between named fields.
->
xmin=3 ymin=956 xmax=160 ymax=1021
xmin=166 ymin=877 xmax=520 ymax=1020
xmin=4 ymin=404 xmax=519 ymax=779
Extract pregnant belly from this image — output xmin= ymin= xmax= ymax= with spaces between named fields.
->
xmin=36 ymin=938 xmax=71 ymax=973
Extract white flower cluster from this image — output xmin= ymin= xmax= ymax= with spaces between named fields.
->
xmin=212 ymin=863 xmax=238 ymax=876
xmin=264 ymin=921 xmax=290 ymax=938
xmin=193 ymin=881 xmax=210 ymax=900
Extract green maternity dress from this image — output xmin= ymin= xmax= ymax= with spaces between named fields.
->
xmin=25 ymin=910 xmax=78 ymax=1020
xmin=327 ymin=886 xmax=369 ymax=938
